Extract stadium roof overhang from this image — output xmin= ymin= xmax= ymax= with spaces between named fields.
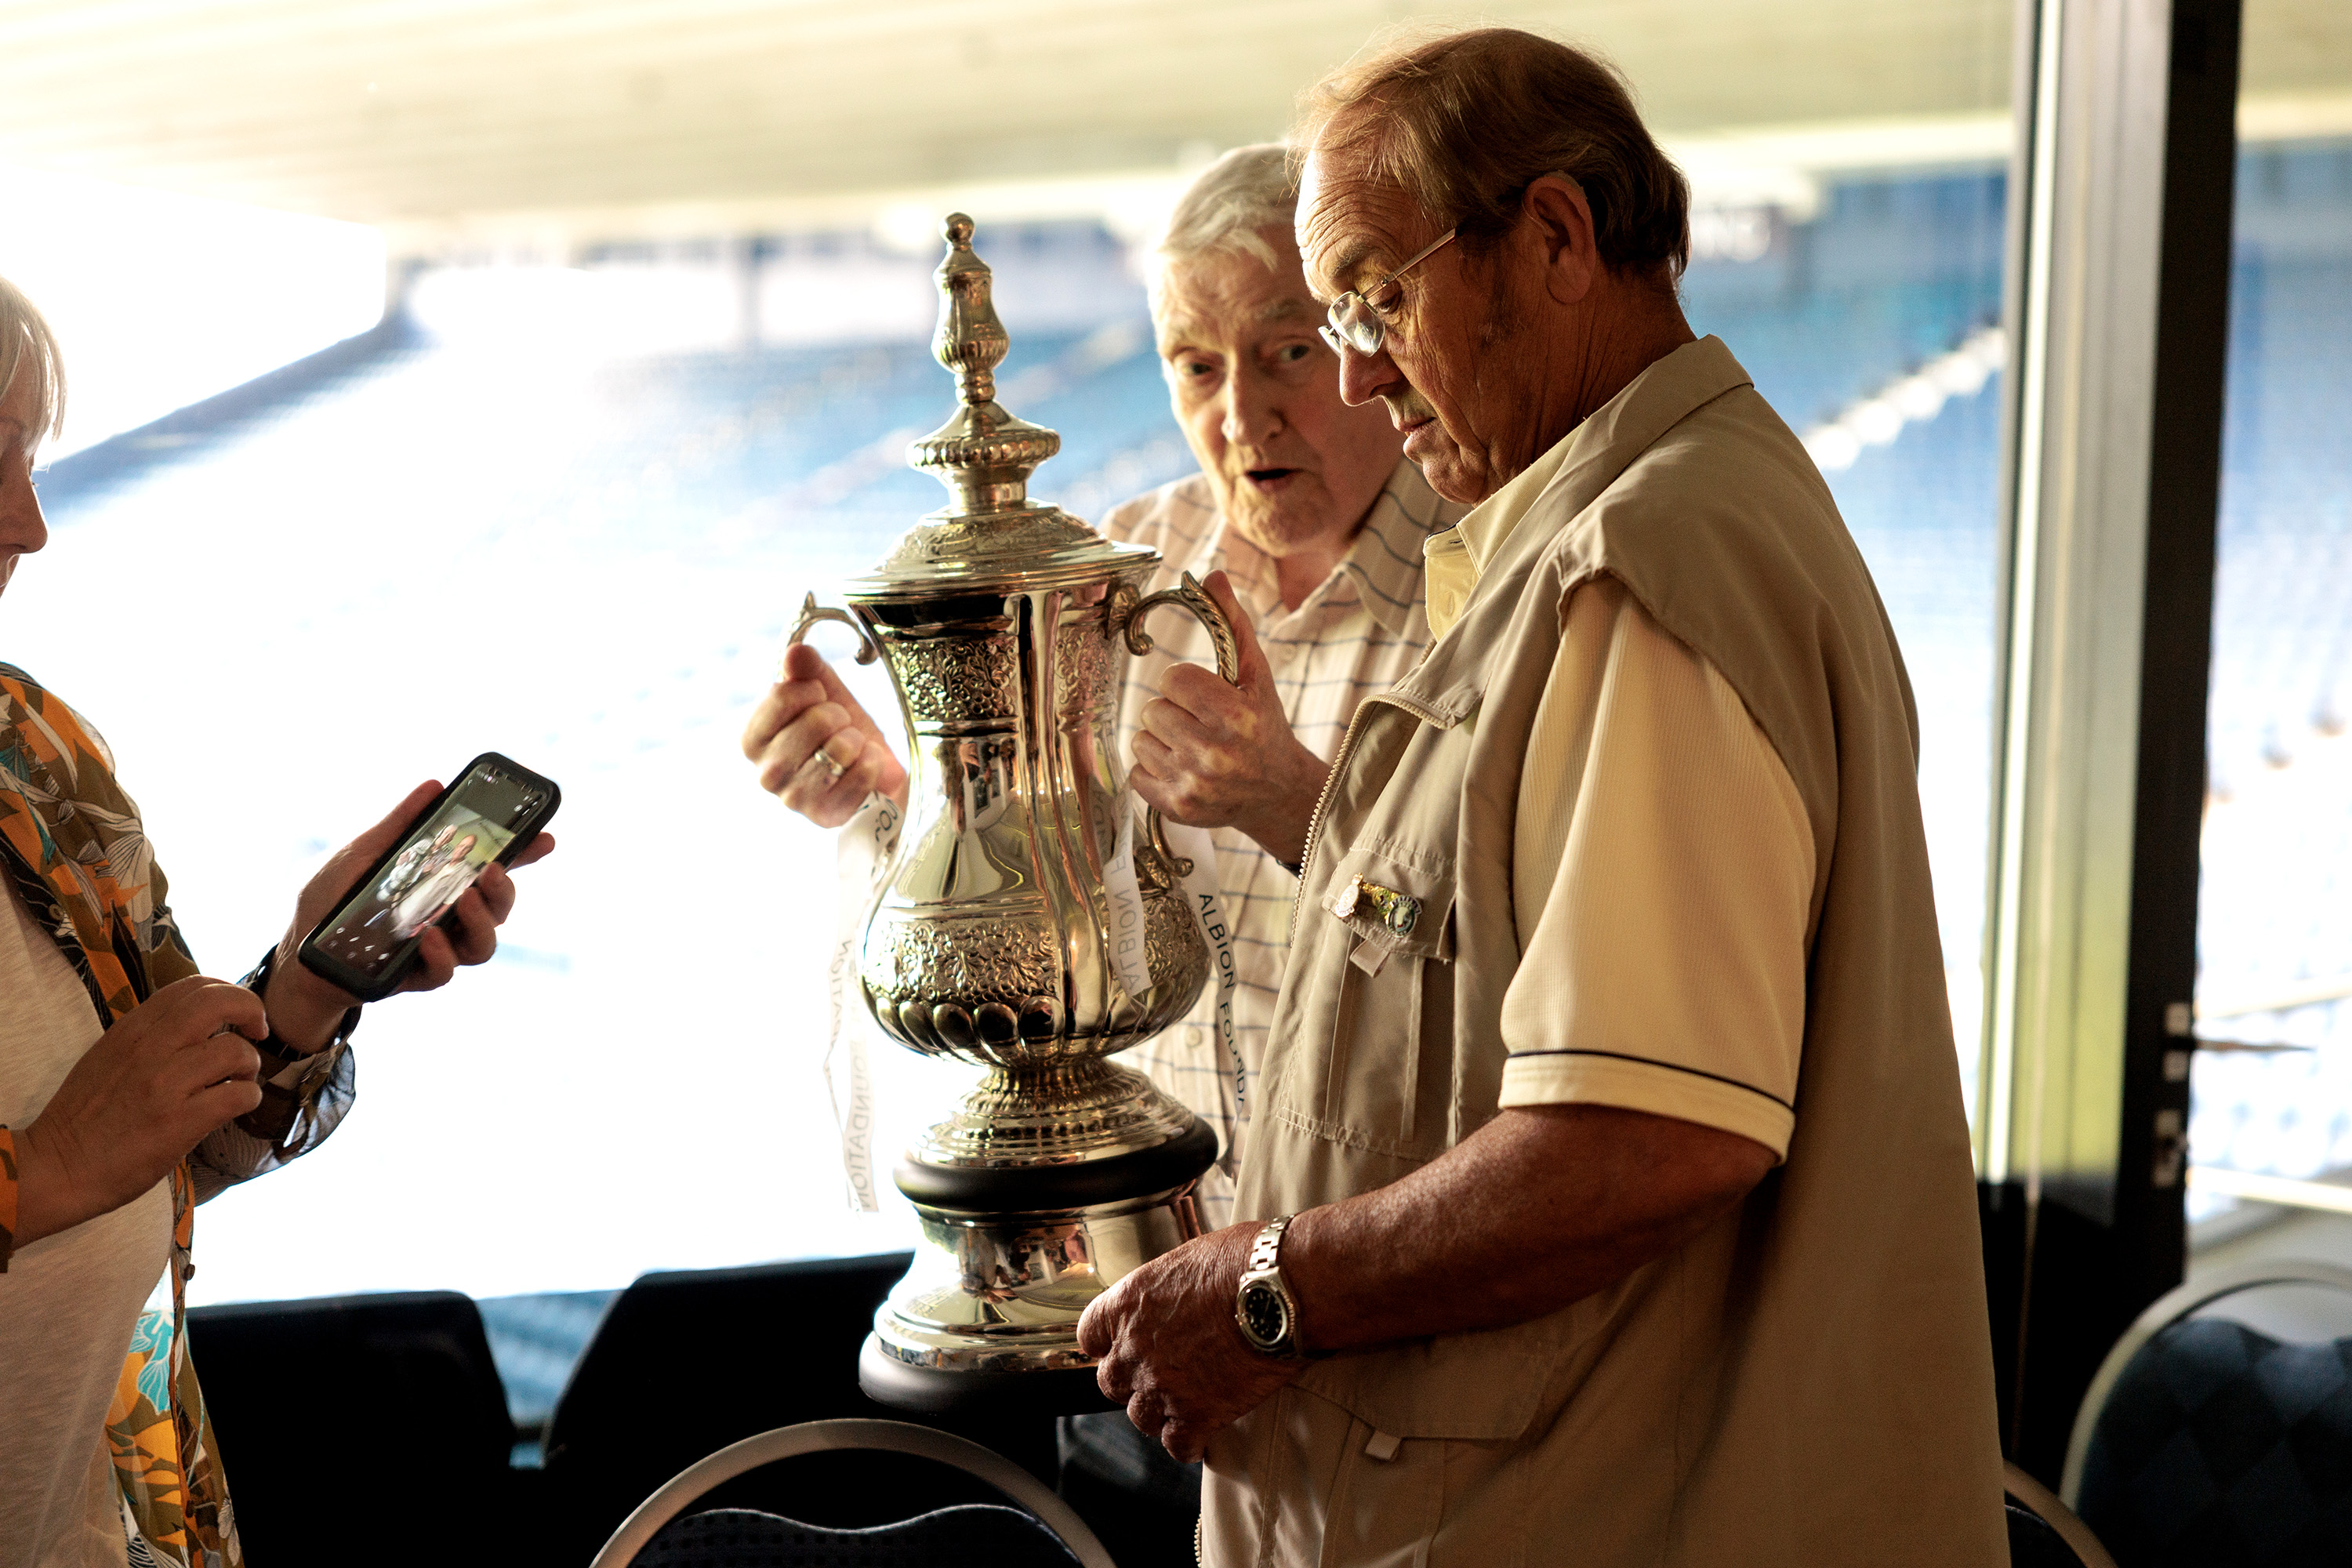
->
xmin=0 ymin=0 xmax=2344 ymax=256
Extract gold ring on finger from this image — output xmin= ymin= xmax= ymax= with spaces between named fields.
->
xmin=797 ymin=742 xmax=848 ymax=787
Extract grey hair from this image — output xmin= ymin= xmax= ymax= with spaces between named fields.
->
xmin=1152 ymin=143 xmax=1300 ymax=284
xmin=0 ymin=274 xmax=66 ymax=458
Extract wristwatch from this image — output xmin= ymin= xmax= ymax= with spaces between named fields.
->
xmin=1234 ymin=1214 xmax=1306 ymax=1357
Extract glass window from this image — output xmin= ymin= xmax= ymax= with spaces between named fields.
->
xmin=1657 ymin=4 xmax=2013 ymax=1125
xmin=5 ymin=6 xmax=2016 ymax=1308
xmin=2186 ymin=0 xmax=2352 ymax=1247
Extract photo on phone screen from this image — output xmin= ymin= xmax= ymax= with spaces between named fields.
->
xmin=307 ymin=759 xmax=554 ymax=990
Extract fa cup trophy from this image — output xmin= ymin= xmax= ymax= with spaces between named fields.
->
xmin=791 ymin=215 xmax=1232 ymax=1413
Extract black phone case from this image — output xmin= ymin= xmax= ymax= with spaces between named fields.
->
xmin=295 ymin=752 xmax=561 ymax=1003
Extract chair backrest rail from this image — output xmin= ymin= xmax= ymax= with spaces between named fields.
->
xmin=2003 ymin=1460 xmax=2120 ymax=1568
xmin=590 ymin=1417 xmax=1116 ymax=1568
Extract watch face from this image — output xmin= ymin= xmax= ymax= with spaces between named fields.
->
xmin=1240 ymin=1280 xmax=1290 ymax=1349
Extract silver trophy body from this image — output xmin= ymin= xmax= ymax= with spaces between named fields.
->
xmin=792 ymin=215 xmax=1231 ymax=1412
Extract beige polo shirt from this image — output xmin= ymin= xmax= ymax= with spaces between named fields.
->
xmin=1425 ymin=440 xmax=1815 ymax=1158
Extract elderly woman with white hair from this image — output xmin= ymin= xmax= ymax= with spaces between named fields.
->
xmin=0 ymin=275 xmax=551 ymax=1568
xmin=739 ymin=145 xmax=1466 ymax=1564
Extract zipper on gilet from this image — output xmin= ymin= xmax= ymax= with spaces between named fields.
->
xmin=1287 ymin=691 xmax=1451 ymax=938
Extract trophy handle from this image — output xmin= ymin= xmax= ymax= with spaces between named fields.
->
xmin=1113 ymin=572 xmax=1241 ymax=878
xmin=786 ymin=593 xmax=885 ymax=669
xmin=787 ymin=594 xmax=918 ymax=783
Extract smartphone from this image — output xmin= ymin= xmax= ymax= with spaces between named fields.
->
xmin=297 ymin=753 xmax=561 ymax=1002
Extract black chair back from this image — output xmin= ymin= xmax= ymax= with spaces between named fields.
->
xmin=541 ymin=1253 xmax=919 ymax=1555
xmin=187 ymin=1290 xmax=514 ymax=1566
xmin=2074 ymin=1317 xmax=2352 ymax=1565
xmin=2063 ymin=1262 xmax=2352 ymax=1568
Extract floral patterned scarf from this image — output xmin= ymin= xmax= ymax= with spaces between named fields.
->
xmin=0 ymin=663 xmax=240 ymax=1568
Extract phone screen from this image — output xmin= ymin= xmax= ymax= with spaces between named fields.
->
xmin=308 ymin=761 xmax=552 ymax=986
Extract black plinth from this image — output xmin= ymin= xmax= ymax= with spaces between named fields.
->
xmin=892 ymin=1116 xmax=1220 ymax=1211
xmin=859 ymin=1334 xmax=1120 ymax=1417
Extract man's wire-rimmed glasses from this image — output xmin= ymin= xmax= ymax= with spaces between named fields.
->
xmin=1319 ymin=227 xmax=1460 ymax=358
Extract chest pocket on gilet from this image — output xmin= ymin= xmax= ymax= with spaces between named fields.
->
xmin=1289 ymin=841 xmax=1458 ymax=1162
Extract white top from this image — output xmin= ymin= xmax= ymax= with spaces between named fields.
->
xmin=1426 ymin=430 xmax=1817 ymax=1158
xmin=0 ymin=880 xmax=167 ymax=1568
xmin=1107 ymin=459 xmax=1461 ymax=1221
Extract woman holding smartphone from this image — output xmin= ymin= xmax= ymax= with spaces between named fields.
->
xmin=0 ymin=275 xmax=553 ymax=1568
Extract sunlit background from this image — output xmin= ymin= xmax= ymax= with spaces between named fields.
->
xmin=2 ymin=0 xmax=2346 ymax=1426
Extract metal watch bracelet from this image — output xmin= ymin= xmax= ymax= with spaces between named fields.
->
xmin=1249 ymin=1213 xmax=1296 ymax=1274
xmin=1236 ymin=1213 xmax=1308 ymax=1358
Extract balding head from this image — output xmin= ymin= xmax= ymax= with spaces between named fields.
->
xmin=1294 ymin=27 xmax=1689 ymax=290
xmin=1289 ymin=27 xmax=1697 ymax=503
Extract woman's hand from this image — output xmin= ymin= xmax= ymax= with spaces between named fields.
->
xmin=741 ymin=644 xmax=909 ymax=827
xmin=1130 ymin=572 xmax=1327 ymax=866
xmin=263 ymin=782 xmax=557 ymax=1051
xmin=10 ymin=976 xmax=267 ymax=1247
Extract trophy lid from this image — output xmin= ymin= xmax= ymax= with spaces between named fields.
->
xmin=844 ymin=213 xmax=1152 ymax=601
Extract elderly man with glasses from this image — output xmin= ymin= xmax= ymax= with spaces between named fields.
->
xmin=1076 ymin=27 xmax=2005 ymax=1568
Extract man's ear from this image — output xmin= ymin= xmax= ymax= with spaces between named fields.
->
xmin=1526 ymin=175 xmax=1602 ymax=308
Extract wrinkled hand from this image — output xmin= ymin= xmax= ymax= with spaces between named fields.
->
xmin=266 ymin=782 xmax=557 ymax=1048
xmin=1130 ymin=572 xmax=1325 ymax=865
xmin=1077 ymin=1221 xmax=1306 ymax=1462
xmin=11 ymin=975 xmax=267 ymax=1246
xmin=741 ymin=644 xmax=909 ymax=828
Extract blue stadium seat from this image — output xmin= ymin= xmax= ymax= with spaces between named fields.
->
xmin=2065 ymin=1261 xmax=2352 ymax=1566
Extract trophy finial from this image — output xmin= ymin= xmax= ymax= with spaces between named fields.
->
xmin=933 ymin=212 xmax=1009 ymax=408
xmin=906 ymin=212 xmax=1062 ymax=517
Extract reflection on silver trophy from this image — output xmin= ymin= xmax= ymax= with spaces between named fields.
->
xmin=791 ymin=214 xmax=1233 ymax=1411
